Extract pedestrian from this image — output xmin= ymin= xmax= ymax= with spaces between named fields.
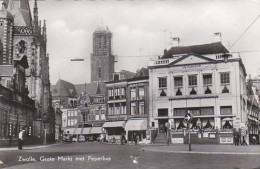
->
xmin=99 ymin=133 xmax=103 ymax=144
xmin=121 ymin=133 xmax=125 ymax=145
xmin=242 ymin=136 xmax=247 ymax=146
xmin=18 ymin=130 xmax=24 ymax=150
xmin=133 ymin=133 xmax=137 ymax=145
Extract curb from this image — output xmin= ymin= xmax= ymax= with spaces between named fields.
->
xmin=143 ymin=147 xmax=260 ymax=155
xmin=0 ymin=143 xmax=63 ymax=151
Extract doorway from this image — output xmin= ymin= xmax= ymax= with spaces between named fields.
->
xmin=158 ymin=119 xmax=168 ymax=134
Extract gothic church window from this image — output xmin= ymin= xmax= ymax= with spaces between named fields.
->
xmin=98 ymin=67 xmax=101 ymax=78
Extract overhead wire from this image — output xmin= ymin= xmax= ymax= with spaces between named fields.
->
xmin=229 ymin=14 xmax=260 ymax=50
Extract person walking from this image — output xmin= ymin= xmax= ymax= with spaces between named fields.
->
xmin=121 ymin=133 xmax=125 ymax=145
xmin=18 ymin=130 xmax=24 ymax=150
xmin=242 ymin=136 xmax=248 ymax=146
xmin=133 ymin=132 xmax=137 ymax=145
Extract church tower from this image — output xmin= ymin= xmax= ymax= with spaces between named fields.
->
xmin=91 ymin=26 xmax=114 ymax=82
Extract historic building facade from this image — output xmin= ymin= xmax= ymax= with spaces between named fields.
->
xmin=0 ymin=0 xmax=53 ymax=144
xmin=148 ymin=42 xmax=248 ymax=144
xmin=0 ymin=55 xmax=35 ymax=146
xmin=104 ymin=69 xmax=149 ymax=142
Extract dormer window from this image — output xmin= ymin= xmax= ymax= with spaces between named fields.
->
xmin=113 ymin=74 xmax=119 ymax=81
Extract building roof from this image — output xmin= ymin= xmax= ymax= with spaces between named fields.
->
xmin=133 ymin=67 xmax=149 ymax=78
xmin=75 ymin=82 xmax=106 ymax=96
xmin=94 ymin=26 xmax=112 ymax=34
xmin=5 ymin=0 xmax=32 ymax=26
xmin=0 ymin=4 xmax=13 ymax=20
xmin=120 ymin=70 xmax=136 ymax=80
xmin=51 ymin=79 xmax=77 ymax=98
xmin=161 ymin=42 xmax=229 ymax=59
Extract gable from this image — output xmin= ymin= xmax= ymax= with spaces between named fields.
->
xmin=170 ymin=54 xmax=214 ymax=66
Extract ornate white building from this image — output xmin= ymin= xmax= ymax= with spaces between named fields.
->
xmin=148 ymin=42 xmax=248 ymax=144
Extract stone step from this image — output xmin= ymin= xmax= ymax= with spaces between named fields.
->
xmin=154 ymin=134 xmax=167 ymax=144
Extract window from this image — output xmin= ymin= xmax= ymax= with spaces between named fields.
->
xmin=139 ymin=101 xmax=145 ymax=114
xmin=139 ymin=87 xmax=144 ymax=97
xmin=220 ymin=106 xmax=232 ymax=115
xmin=121 ymin=102 xmax=126 ymax=114
xmin=121 ymin=88 xmax=125 ymax=97
xmin=203 ymin=74 xmax=212 ymax=85
xmin=188 ymin=75 xmax=197 ymax=86
xmin=114 ymin=74 xmax=119 ymax=81
xmin=115 ymin=88 xmax=120 ymax=99
xmin=115 ymin=103 xmax=120 ymax=115
xmin=220 ymin=73 xmax=230 ymax=84
xmin=98 ymin=67 xmax=101 ymax=78
xmin=108 ymin=89 xmax=114 ymax=98
xmin=174 ymin=77 xmax=183 ymax=87
xmin=158 ymin=109 xmax=168 ymax=117
xmin=131 ymin=87 xmax=136 ymax=98
xmin=158 ymin=77 xmax=167 ymax=88
xmin=108 ymin=104 xmax=113 ymax=115
xmin=131 ymin=102 xmax=136 ymax=115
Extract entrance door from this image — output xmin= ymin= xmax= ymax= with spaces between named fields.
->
xmin=158 ymin=119 xmax=168 ymax=134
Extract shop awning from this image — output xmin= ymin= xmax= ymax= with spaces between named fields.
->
xmin=82 ymin=128 xmax=91 ymax=134
xmin=74 ymin=128 xmax=83 ymax=135
xmin=90 ymin=127 xmax=103 ymax=134
xmin=64 ymin=128 xmax=76 ymax=135
xmin=125 ymin=119 xmax=147 ymax=131
xmin=103 ymin=121 xmax=126 ymax=128
xmin=222 ymin=118 xmax=233 ymax=121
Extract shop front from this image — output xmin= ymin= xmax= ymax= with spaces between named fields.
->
xmin=102 ymin=121 xmax=126 ymax=142
xmin=125 ymin=118 xmax=147 ymax=142
xmin=171 ymin=117 xmax=235 ymax=144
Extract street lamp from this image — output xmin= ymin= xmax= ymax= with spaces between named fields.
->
xmin=42 ymin=113 xmax=47 ymax=145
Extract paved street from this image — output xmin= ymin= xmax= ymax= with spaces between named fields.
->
xmin=0 ymin=142 xmax=260 ymax=169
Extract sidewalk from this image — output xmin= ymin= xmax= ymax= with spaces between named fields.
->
xmin=143 ymin=144 xmax=260 ymax=155
xmin=0 ymin=143 xmax=63 ymax=151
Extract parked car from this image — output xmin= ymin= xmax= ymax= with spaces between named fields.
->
xmin=72 ymin=137 xmax=77 ymax=142
xmin=78 ymin=135 xmax=86 ymax=142
xmin=62 ymin=135 xmax=72 ymax=142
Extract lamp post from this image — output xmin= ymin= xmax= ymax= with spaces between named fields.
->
xmin=42 ymin=113 xmax=47 ymax=145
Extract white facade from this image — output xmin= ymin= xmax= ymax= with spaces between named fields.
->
xmin=149 ymin=53 xmax=247 ymax=134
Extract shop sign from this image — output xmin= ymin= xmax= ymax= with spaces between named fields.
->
xmin=233 ymin=119 xmax=241 ymax=129
xmin=209 ymin=133 xmax=216 ymax=138
xmin=203 ymin=132 xmax=209 ymax=138
xmin=220 ymin=136 xmax=233 ymax=144
xmin=171 ymin=138 xmax=184 ymax=144
xmin=108 ymin=115 xmax=127 ymax=121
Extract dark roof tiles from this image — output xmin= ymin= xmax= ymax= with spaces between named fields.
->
xmin=162 ymin=42 xmax=229 ymax=59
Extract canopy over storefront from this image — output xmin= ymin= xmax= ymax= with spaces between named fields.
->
xmin=103 ymin=121 xmax=126 ymax=128
xmin=82 ymin=127 xmax=91 ymax=134
xmin=125 ymin=119 xmax=147 ymax=131
xmin=74 ymin=128 xmax=83 ymax=135
xmin=64 ymin=128 xmax=76 ymax=135
xmin=90 ymin=127 xmax=103 ymax=134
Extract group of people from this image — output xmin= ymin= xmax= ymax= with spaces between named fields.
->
xmin=108 ymin=133 xmax=139 ymax=145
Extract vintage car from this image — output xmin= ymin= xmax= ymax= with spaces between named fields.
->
xmin=62 ymin=135 xmax=72 ymax=142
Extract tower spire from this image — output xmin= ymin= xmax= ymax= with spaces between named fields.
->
xmin=43 ymin=20 xmax=47 ymax=41
xmin=33 ymin=0 xmax=38 ymax=28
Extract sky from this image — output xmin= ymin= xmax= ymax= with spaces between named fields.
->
xmin=31 ymin=0 xmax=260 ymax=85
